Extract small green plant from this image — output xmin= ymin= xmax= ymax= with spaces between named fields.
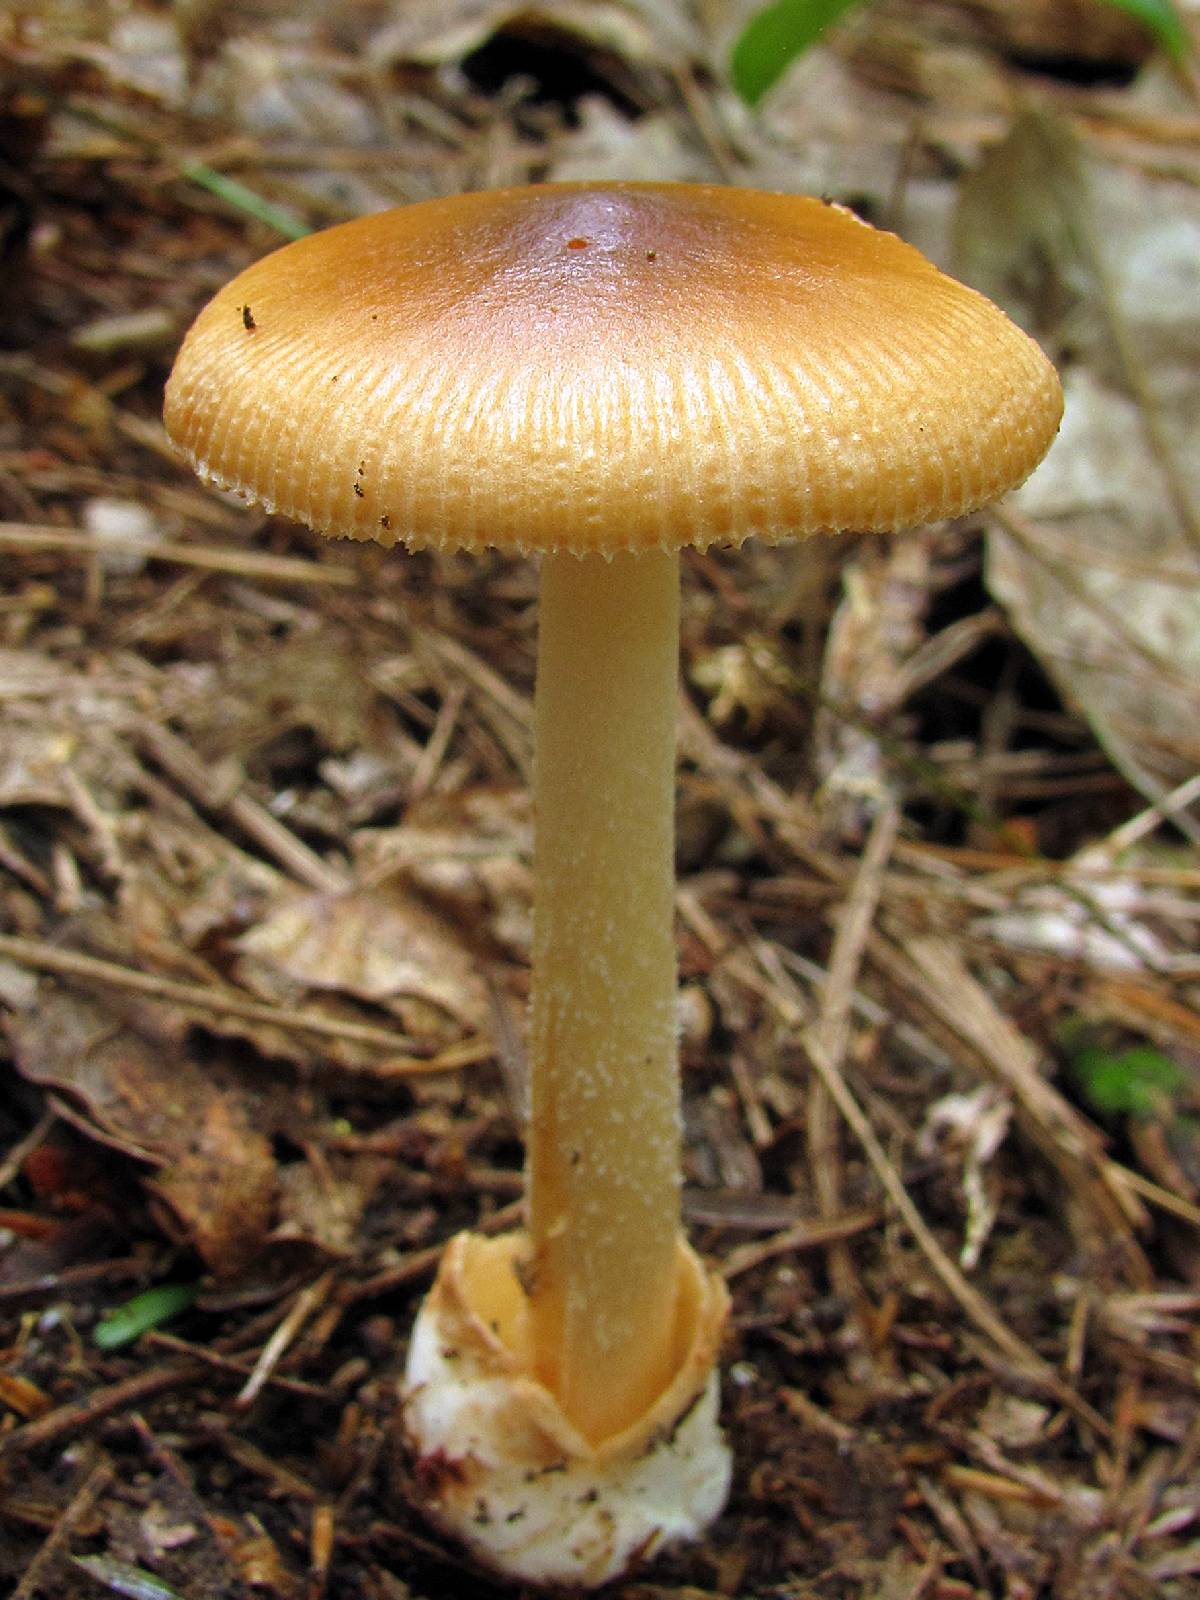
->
xmin=1068 ymin=1041 xmax=1187 ymax=1121
xmin=731 ymin=0 xmax=1191 ymax=108
xmin=730 ymin=0 xmax=866 ymax=107
xmin=1110 ymin=0 xmax=1191 ymax=61
xmin=93 ymin=1282 xmax=197 ymax=1350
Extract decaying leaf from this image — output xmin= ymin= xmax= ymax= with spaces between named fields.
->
xmin=367 ymin=0 xmax=702 ymax=72
xmin=995 ymin=374 xmax=1200 ymax=805
xmin=176 ymin=628 xmax=379 ymax=762
xmin=8 ymin=984 xmax=277 ymax=1274
xmin=148 ymin=1095 xmax=277 ymax=1272
xmin=813 ymin=532 xmax=935 ymax=835
xmin=548 ymin=98 xmax=705 ymax=184
xmin=0 ymin=722 xmax=77 ymax=808
xmin=272 ymin=1152 xmax=390 ymax=1255
xmin=235 ymin=882 xmax=491 ymax=1035
xmin=353 ymin=786 xmax=532 ymax=958
xmin=958 ymin=112 xmax=1200 ymax=808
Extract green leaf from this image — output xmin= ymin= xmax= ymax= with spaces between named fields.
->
xmin=93 ymin=1283 xmax=197 ymax=1350
xmin=728 ymin=0 xmax=1191 ymax=109
xmin=1098 ymin=0 xmax=1190 ymax=63
xmin=1071 ymin=1044 xmax=1186 ymax=1119
xmin=730 ymin=0 xmax=868 ymax=106
xmin=178 ymin=161 xmax=310 ymax=241
xmin=72 ymin=1555 xmax=188 ymax=1600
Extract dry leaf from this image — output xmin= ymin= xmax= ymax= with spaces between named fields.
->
xmin=548 ymin=98 xmax=705 ymax=184
xmin=9 ymin=985 xmax=277 ymax=1273
xmin=183 ymin=628 xmax=378 ymax=760
xmin=994 ymin=371 xmax=1200 ymax=803
xmin=150 ymin=1095 xmax=277 ymax=1273
xmin=814 ymin=532 xmax=935 ymax=835
xmin=957 ymin=112 xmax=1200 ymax=806
xmin=368 ymin=0 xmax=701 ymax=71
xmin=354 ymin=786 xmax=532 ymax=958
xmin=0 ymin=722 xmax=76 ymax=808
xmin=235 ymin=883 xmax=491 ymax=1033
xmin=271 ymin=1154 xmax=390 ymax=1256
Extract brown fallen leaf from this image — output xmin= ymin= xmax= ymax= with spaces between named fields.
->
xmin=8 ymin=984 xmax=277 ymax=1275
xmin=199 ymin=626 xmax=378 ymax=759
xmin=235 ymin=883 xmax=491 ymax=1037
xmin=0 ymin=722 xmax=77 ymax=808
xmin=271 ymin=1153 xmax=390 ymax=1256
xmin=0 ymin=1371 xmax=54 ymax=1420
xmin=959 ymin=112 xmax=1200 ymax=806
xmin=149 ymin=1096 xmax=278 ymax=1273
xmin=354 ymin=785 xmax=532 ymax=959
xmin=367 ymin=0 xmax=701 ymax=74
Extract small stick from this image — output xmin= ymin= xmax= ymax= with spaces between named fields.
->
xmin=144 ymin=1331 xmax=334 ymax=1399
xmin=0 ymin=1256 xmax=150 ymax=1306
xmin=408 ymin=682 xmax=466 ymax=804
xmin=806 ymin=800 xmax=900 ymax=1321
xmin=237 ymin=1270 xmax=337 ymax=1407
xmin=12 ymin=1453 xmax=115 ymax=1600
xmin=1086 ymin=770 xmax=1200 ymax=857
xmin=0 ymin=520 xmax=355 ymax=586
xmin=0 ymin=1108 xmax=57 ymax=1195
xmin=0 ymin=933 xmax=485 ymax=1065
xmin=416 ymin=630 xmax=533 ymax=779
xmin=778 ymin=1385 xmax=857 ymax=1444
xmin=942 ymin=1464 xmax=1058 ymax=1508
xmin=728 ymin=1051 xmax=773 ymax=1149
xmin=915 ymin=1473 xmax=989 ymax=1587
xmin=1104 ymin=1161 xmax=1200 ymax=1230
xmin=201 ymin=1422 xmax=323 ymax=1502
xmin=0 ymin=821 xmax=53 ymax=894
xmin=0 ymin=1363 xmax=203 ymax=1459
xmin=672 ymin=62 xmax=741 ymax=181
xmin=134 ymin=719 xmax=348 ymax=894
xmin=309 ymin=1503 xmax=336 ymax=1600
xmin=721 ymin=1207 xmax=881 ymax=1280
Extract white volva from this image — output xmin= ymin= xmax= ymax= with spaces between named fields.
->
xmin=403 ymin=1232 xmax=732 ymax=1587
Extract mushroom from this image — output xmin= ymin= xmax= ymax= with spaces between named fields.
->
xmin=164 ymin=182 xmax=1063 ymax=1586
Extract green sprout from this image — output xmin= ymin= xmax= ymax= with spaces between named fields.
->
xmin=731 ymin=0 xmax=1190 ymax=108
xmin=1068 ymin=1041 xmax=1187 ymax=1121
xmin=93 ymin=1282 xmax=197 ymax=1350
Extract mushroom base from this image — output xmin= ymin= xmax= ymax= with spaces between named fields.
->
xmin=401 ymin=1230 xmax=731 ymax=1588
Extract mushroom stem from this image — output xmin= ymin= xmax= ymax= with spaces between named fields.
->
xmin=528 ymin=547 xmax=682 ymax=1444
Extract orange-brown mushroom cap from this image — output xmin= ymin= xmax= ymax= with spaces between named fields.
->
xmin=164 ymin=182 xmax=1062 ymax=556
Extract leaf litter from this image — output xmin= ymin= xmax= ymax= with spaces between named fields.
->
xmin=0 ymin=1 xmax=1199 ymax=1596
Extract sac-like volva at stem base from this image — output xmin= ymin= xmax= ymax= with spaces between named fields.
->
xmin=402 ymin=1231 xmax=731 ymax=1588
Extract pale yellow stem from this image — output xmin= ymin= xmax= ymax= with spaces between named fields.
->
xmin=527 ymin=547 xmax=682 ymax=1444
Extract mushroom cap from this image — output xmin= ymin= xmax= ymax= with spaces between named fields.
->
xmin=164 ymin=182 xmax=1062 ymax=556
